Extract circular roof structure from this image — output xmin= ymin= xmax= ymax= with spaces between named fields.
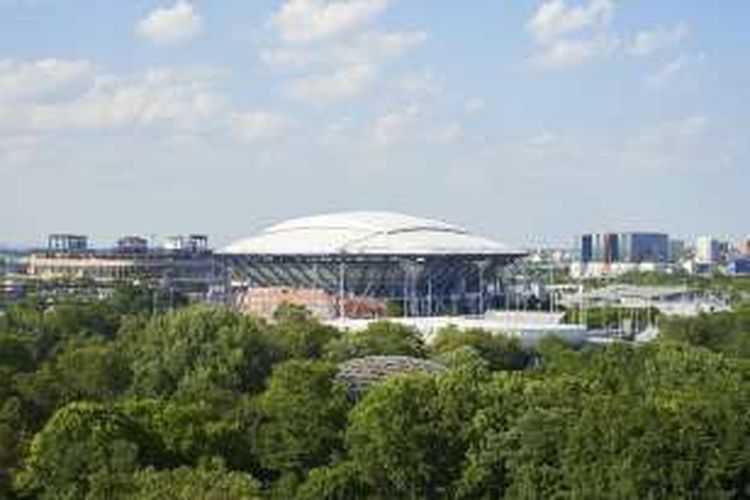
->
xmin=336 ymin=355 xmax=446 ymax=396
xmin=223 ymin=211 xmax=523 ymax=256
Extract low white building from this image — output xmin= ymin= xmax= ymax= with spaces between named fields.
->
xmin=325 ymin=311 xmax=586 ymax=347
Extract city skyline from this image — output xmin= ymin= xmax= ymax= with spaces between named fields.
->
xmin=2 ymin=1 xmax=749 ymax=247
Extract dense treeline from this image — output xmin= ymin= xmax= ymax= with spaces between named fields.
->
xmin=1 ymin=285 xmax=750 ymax=498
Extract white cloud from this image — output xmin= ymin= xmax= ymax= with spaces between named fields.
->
xmin=532 ymin=36 xmax=617 ymax=69
xmin=527 ymin=3 xmax=692 ymax=73
xmin=618 ymin=116 xmax=710 ymax=170
xmin=657 ymin=115 xmax=709 ymax=139
xmin=527 ymin=0 xmax=614 ymax=44
xmin=626 ymin=23 xmax=689 ymax=57
xmin=518 ymin=131 xmax=574 ymax=160
xmin=526 ymin=0 xmax=617 ymax=71
xmin=0 ymin=134 xmax=42 ymax=167
xmin=425 ymin=122 xmax=463 ymax=145
xmin=364 ymin=30 xmax=427 ymax=58
xmin=464 ymin=97 xmax=486 ymax=115
xmin=390 ymin=70 xmax=441 ymax=98
xmin=0 ymin=58 xmax=92 ymax=101
xmin=373 ymin=105 xmax=420 ymax=145
xmin=273 ymin=0 xmax=389 ymax=43
xmin=527 ymin=131 xmax=560 ymax=147
xmin=23 ymin=68 xmax=225 ymax=133
xmin=229 ymin=111 xmax=292 ymax=142
xmin=286 ymin=64 xmax=375 ymax=101
xmin=371 ymin=104 xmax=464 ymax=147
xmin=136 ymin=1 xmax=203 ymax=45
xmin=261 ymin=30 xmax=426 ymax=69
xmin=644 ymin=53 xmax=704 ymax=89
xmin=265 ymin=1 xmax=428 ymax=108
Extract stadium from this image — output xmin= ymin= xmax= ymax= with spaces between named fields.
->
xmin=221 ymin=211 xmax=526 ymax=317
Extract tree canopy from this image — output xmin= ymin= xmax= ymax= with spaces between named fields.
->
xmin=1 ymin=293 xmax=750 ymax=498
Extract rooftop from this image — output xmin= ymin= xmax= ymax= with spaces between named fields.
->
xmin=223 ymin=211 xmax=524 ymax=256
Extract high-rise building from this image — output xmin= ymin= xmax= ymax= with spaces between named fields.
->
xmin=579 ymin=232 xmax=669 ymax=264
xmin=695 ymin=236 xmax=720 ymax=264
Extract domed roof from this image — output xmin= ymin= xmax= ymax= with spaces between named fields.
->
xmin=223 ymin=211 xmax=523 ymax=256
xmin=336 ymin=355 xmax=446 ymax=396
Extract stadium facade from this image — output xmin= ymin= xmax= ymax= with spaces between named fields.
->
xmin=221 ymin=211 xmax=526 ymax=316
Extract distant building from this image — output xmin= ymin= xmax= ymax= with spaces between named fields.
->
xmin=575 ymin=232 xmax=670 ymax=278
xmin=695 ymin=236 xmax=721 ymax=265
xmin=580 ymin=232 xmax=669 ymax=264
xmin=728 ymin=258 xmax=750 ymax=276
xmin=26 ymin=234 xmax=218 ymax=298
xmin=117 ymin=236 xmax=148 ymax=254
xmin=222 ymin=211 xmax=526 ymax=316
xmin=48 ymin=234 xmax=87 ymax=252
xmin=560 ymin=284 xmax=731 ymax=317
xmin=738 ymin=238 xmax=750 ymax=256
xmin=164 ymin=235 xmax=209 ymax=253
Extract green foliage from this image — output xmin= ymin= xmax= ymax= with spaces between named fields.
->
xmin=347 ymin=373 xmax=453 ymax=498
xmin=0 ymin=332 xmax=34 ymax=373
xmin=458 ymin=343 xmax=750 ymax=499
xmin=1 ymin=298 xmax=120 ymax=365
xmin=297 ymin=461 xmax=372 ymax=500
xmin=4 ymin=289 xmax=750 ymax=498
xmin=16 ymin=338 xmax=131 ymax=416
xmin=15 ymin=402 xmax=164 ymax=499
xmin=0 ymin=397 xmax=24 ymax=498
xmin=660 ymin=305 xmax=750 ymax=357
xmin=325 ymin=320 xmax=425 ymax=361
xmin=120 ymin=398 xmax=261 ymax=474
xmin=88 ymin=463 xmax=262 ymax=500
xmin=123 ymin=307 xmax=279 ymax=399
xmin=431 ymin=326 xmax=532 ymax=370
xmin=257 ymin=360 xmax=350 ymax=477
xmin=272 ymin=304 xmax=341 ymax=360
xmin=109 ymin=282 xmax=188 ymax=316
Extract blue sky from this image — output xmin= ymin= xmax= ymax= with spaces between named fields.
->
xmin=1 ymin=0 xmax=748 ymax=248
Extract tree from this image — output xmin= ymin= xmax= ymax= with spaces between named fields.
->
xmin=346 ymin=373 xmax=454 ymax=498
xmin=431 ymin=326 xmax=532 ymax=371
xmin=660 ymin=305 xmax=750 ymax=358
xmin=325 ymin=320 xmax=425 ymax=361
xmin=0 ymin=397 xmax=24 ymax=498
xmin=257 ymin=360 xmax=350 ymax=477
xmin=297 ymin=461 xmax=372 ymax=500
xmin=271 ymin=304 xmax=341 ymax=360
xmin=121 ymin=398 xmax=261 ymax=475
xmin=88 ymin=464 xmax=262 ymax=500
xmin=124 ymin=307 xmax=279 ymax=399
xmin=0 ymin=332 xmax=35 ymax=373
xmin=15 ymin=402 xmax=164 ymax=499
xmin=17 ymin=338 xmax=131 ymax=416
xmin=108 ymin=282 xmax=188 ymax=316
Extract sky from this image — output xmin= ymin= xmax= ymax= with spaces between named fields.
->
xmin=1 ymin=0 xmax=748 ymax=249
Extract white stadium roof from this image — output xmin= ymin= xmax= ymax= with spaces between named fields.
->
xmin=223 ymin=211 xmax=524 ymax=256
